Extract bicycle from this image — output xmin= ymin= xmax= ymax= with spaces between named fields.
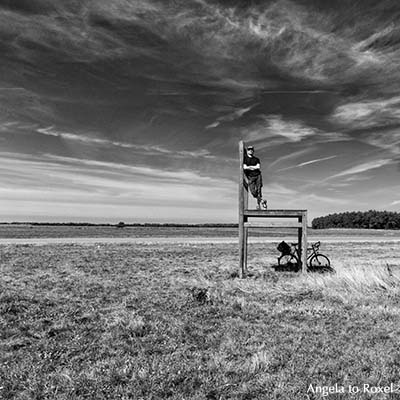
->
xmin=277 ymin=241 xmax=333 ymax=272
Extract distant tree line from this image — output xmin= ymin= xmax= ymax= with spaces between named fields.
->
xmin=312 ymin=210 xmax=400 ymax=229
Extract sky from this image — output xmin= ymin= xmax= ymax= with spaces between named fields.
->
xmin=1 ymin=0 xmax=400 ymax=223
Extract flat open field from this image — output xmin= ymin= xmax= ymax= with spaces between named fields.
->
xmin=1 ymin=227 xmax=400 ymax=399
xmin=1 ymin=224 xmax=400 ymax=240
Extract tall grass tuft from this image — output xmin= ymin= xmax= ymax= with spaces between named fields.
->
xmin=296 ymin=261 xmax=400 ymax=299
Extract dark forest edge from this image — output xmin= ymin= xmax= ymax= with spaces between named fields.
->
xmin=312 ymin=210 xmax=400 ymax=229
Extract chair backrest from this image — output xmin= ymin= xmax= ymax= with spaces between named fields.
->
xmin=239 ymin=140 xmax=248 ymax=211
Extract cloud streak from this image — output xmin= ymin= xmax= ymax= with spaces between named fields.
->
xmin=205 ymin=104 xmax=256 ymax=129
xmin=332 ymin=96 xmax=400 ymax=130
xmin=277 ymin=155 xmax=338 ymax=172
xmin=36 ymin=126 xmax=215 ymax=159
xmin=242 ymin=115 xmax=318 ymax=146
xmin=0 ymin=152 xmax=236 ymax=221
xmin=326 ymin=159 xmax=394 ymax=180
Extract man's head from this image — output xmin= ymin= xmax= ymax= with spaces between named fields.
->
xmin=246 ymin=145 xmax=255 ymax=156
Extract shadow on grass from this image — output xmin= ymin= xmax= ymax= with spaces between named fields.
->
xmin=272 ymin=263 xmax=335 ymax=274
xmin=271 ymin=263 xmax=301 ymax=273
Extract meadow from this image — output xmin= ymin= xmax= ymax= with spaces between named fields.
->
xmin=1 ymin=227 xmax=400 ymax=399
xmin=2 ymin=224 xmax=400 ymax=239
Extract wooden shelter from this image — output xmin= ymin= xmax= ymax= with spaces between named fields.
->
xmin=239 ymin=140 xmax=308 ymax=277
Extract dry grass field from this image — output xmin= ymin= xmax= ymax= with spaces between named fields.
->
xmin=2 ymin=224 xmax=400 ymax=239
xmin=1 ymin=227 xmax=400 ymax=399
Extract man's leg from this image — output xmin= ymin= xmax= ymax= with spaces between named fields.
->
xmin=255 ymin=175 xmax=263 ymax=209
xmin=248 ymin=177 xmax=260 ymax=209
xmin=255 ymin=175 xmax=267 ymax=209
xmin=249 ymin=175 xmax=266 ymax=209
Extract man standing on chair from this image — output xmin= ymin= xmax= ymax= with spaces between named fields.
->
xmin=243 ymin=145 xmax=267 ymax=210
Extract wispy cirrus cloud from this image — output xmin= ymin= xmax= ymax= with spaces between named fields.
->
xmin=205 ymin=104 xmax=256 ymax=129
xmin=243 ymin=115 xmax=317 ymax=144
xmin=344 ymin=175 xmax=372 ymax=182
xmin=326 ymin=159 xmax=394 ymax=180
xmin=358 ymin=130 xmax=400 ymax=155
xmin=42 ymin=154 xmax=220 ymax=185
xmin=268 ymin=148 xmax=312 ymax=168
xmin=331 ymin=96 xmax=400 ymax=129
xmin=36 ymin=126 xmax=215 ymax=159
xmin=0 ymin=151 xmax=236 ymax=221
xmin=1 ymin=0 xmax=394 ymax=98
xmin=277 ymin=155 xmax=338 ymax=172
xmin=0 ymin=121 xmax=37 ymax=133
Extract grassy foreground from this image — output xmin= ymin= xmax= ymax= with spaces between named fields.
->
xmin=1 ymin=241 xmax=400 ymax=399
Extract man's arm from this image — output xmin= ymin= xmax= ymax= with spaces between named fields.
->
xmin=243 ymin=163 xmax=260 ymax=171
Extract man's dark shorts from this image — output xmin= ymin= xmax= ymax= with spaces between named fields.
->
xmin=247 ymin=174 xmax=263 ymax=199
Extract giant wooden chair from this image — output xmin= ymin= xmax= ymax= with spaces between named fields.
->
xmin=239 ymin=140 xmax=308 ymax=277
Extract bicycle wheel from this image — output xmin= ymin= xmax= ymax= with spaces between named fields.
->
xmin=278 ymin=254 xmax=300 ymax=270
xmin=308 ymin=254 xmax=332 ymax=271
